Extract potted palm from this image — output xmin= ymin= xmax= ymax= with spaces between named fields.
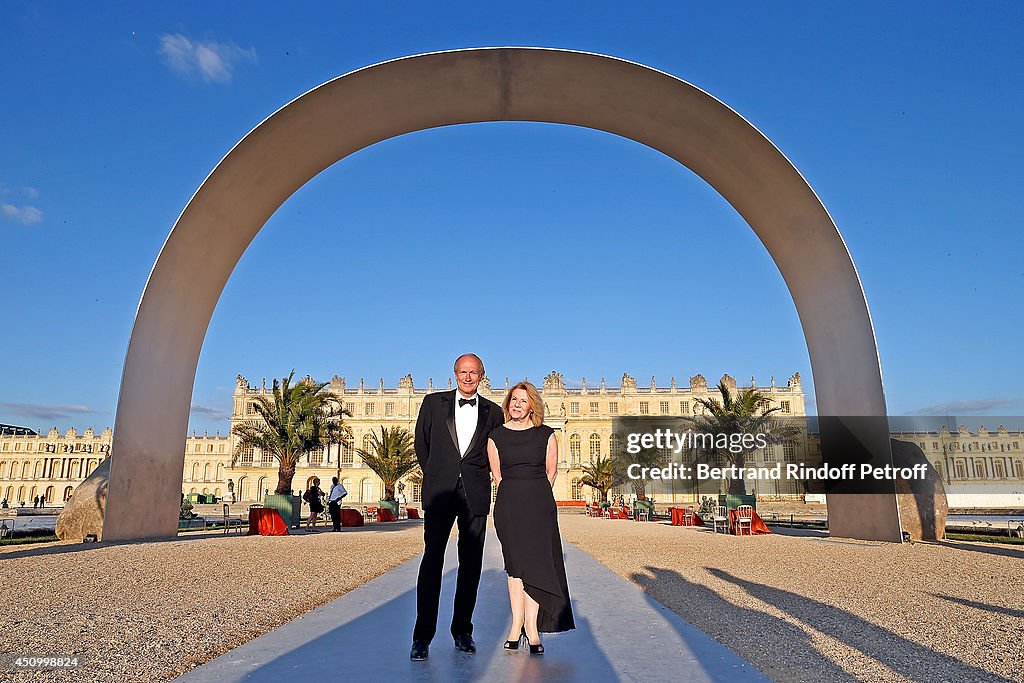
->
xmin=356 ymin=426 xmax=420 ymax=519
xmin=232 ymin=371 xmax=349 ymax=527
xmin=580 ymin=452 xmax=616 ymax=504
xmin=692 ymin=380 xmax=799 ymax=508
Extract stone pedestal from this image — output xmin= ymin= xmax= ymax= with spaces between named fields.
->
xmin=891 ymin=439 xmax=948 ymax=541
xmin=55 ymin=457 xmax=109 ymax=541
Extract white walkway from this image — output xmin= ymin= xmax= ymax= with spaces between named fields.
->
xmin=175 ymin=528 xmax=769 ymax=682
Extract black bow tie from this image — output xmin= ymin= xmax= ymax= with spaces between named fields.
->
xmin=459 ymin=398 xmax=477 ymax=407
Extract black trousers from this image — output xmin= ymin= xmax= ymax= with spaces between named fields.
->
xmin=328 ymin=500 xmax=342 ymax=531
xmin=413 ymin=478 xmax=486 ymax=644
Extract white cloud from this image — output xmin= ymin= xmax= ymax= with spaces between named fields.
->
xmin=23 ymin=186 xmax=38 ymax=199
xmin=1 ymin=203 xmax=43 ymax=225
xmin=159 ymin=33 xmax=256 ymax=83
xmin=0 ymin=402 xmax=96 ymax=420
xmin=189 ymin=402 xmax=231 ymax=421
xmin=908 ymin=397 xmax=1022 ymax=415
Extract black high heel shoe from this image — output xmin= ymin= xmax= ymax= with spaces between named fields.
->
xmin=525 ymin=628 xmax=544 ymax=655
xmin=503 ymin=627 xmax=526 ymax=650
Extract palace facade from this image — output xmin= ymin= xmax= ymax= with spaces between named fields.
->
xmin=2 ymin=372 xmax=1022 ymax=509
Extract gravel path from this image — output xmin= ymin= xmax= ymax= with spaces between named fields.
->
xmin=558 ymin=514 xmax=1023 ymax=682
xmin=1 ymin=523 xmax=424 ymax=683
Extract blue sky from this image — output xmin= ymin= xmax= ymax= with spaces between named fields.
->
xmin=1 ymin=2 xmax=1022 ymax=435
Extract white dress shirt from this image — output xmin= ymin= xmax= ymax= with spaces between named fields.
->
xmin=329 ymin=482 xmax=347 ymax=503
xmin=454 ymin=392 xmax=479 ymax=457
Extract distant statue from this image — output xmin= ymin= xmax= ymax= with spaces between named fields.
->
xmin=180 ymin=493 xmax=195 ymax=519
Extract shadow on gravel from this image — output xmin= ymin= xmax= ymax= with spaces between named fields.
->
xmin=930 ymin=540 xmax=1024 ymax=561
xmin=708 ymin=568 xmax=1014 ymax=683
xmin=0 ymin=520 xmax=422 ymax=561
xmin=629 ymin=565 xmax=859 ymax=683
xmin=931 ymin=593 xmax=1024 ymax=620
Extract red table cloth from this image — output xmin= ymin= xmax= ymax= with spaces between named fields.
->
xmin=341 ymin=508 xmax=364 ymax=527
xmin=669 ymin=508 xmax=705 ymax=526
xmin=729 ymin=509 xmax=772 ymax=535
xmin=377 ymin=508 xmax=396 ymax=522
xmin=406 ymin=508 xmax=420 ymax=519
xmin=608 ymin=506 xmax=630 ymax=519
xmin=248 ymin=508 xmax=289 ymax=536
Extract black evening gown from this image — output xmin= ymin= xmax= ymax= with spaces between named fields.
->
xmin=491 ymin=424 xmax=575 ymax=633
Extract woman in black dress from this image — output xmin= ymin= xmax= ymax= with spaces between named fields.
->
xmin=304 ymin=477 xmax=325 ymax=530
xmin=487 ymin=381 xmax=575 ymax=654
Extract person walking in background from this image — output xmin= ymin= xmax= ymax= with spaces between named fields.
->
xmin=328 ymin=476 xmax=347 ymax=531
xmin=305 ymin=477 xmax=325 ymax=530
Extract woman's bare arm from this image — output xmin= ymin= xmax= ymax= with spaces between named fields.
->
xmin=546 ymin=432 xmax=559 ymax=486
xmin=487 ymin=438 xmax=502 ymax=486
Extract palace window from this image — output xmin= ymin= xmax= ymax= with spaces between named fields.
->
xmin=239 ymin=446 xmax=254 ymax=466
xmin=341 ymin=440 xmax=354 ymax=467
xmin=219 ymin=444 xmax=225 ymax=453
xmin=413 ymin=483 xmax=421 ymax=504
xmin=1014 ymin=442 xmax=1020 ymax=451
xmin=955 ymin=461 xmax=966 ymax=479
xmin=932 ymin=442 xmax=939 ymax=451
xmin=994 ymin=460 xmax=1006 ymax=479
xmin=659 ymin=401 xmax=669 ymax=414
xmin=385 ymin=402 xmax=395 ymax=417
xmin=763 ymin=447 xmax=774 ymax=463
xmin=609 ymin=402 xmax=618 ymax=415
xmin=194 ymin=444 xmax=201 ymax=453
xmin=361 ymin=434 xmax=373 ymax=464
xmin=570 ymin=402 xmax=580 ymax=416
xmin=571 ymin=478 xmax=584 ymax=500
xmin=1015 ymin=460 xmax=1024 ymax=479
xmin=680 ymin=401 xmax=689 ymax=414
xmin=639 ymin=402 xmax=649 ymax=415
xmin=569 ymin=434 xmax=581 ymax=466
xmin=14 ymin=443 xmax=20 ymax=451
xmin=246 ymin=403 xmax=256 ymax=415
xmin=782 ymin=441 xmax=796 ymax=463
xmin=365 ymin=403 xmax=375 ymax=416
xmin=309 ymin=449 xmax=323 ymax=467
xmin=780 ymin=401 xmax=791 ymax=414
xmin=589 ymin=433 xmax=601 ymax=461
xmin=974 ymin=459 xmax=987 ymax=478
xmin=609 ymin=434 xmax=622 ymax=457
xmin=589 ymin=402 xmax=599 ymax=414
xmin=260 ymin=450 xmax=274 ymax=467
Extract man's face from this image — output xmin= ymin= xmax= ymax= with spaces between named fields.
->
xmin=454 ymin=355 xmax=484 ymax=397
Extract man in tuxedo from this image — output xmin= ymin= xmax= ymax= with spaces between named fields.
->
xmin=410 ymin=353 xmax=505 ymax=661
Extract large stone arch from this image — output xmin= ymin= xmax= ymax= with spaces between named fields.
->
xmin=87 ymin=47 xmax=900 ymax=541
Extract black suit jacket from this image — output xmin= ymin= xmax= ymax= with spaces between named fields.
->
xmin=415 ymin=390 xmax=504 ymax=516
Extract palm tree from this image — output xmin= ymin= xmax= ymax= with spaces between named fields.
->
xmin=231 ymin=371 xmax=349 ymax=495
xmin=356 ymin=426 xmax=420 ymax=501
xmin=580 ymin=452 xmax=616 ymax=503
xmin=692 ymin=380 xmax=797 ymax=495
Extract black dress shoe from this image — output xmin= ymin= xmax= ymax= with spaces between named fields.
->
xmin=410 ymin=641 xmax=429 ymax=661
xmin=453 ymin=633 xmax=477 ymax=654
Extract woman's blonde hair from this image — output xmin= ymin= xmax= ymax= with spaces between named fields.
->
xmin=502 ymin=381 xmax=544 ymax=427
